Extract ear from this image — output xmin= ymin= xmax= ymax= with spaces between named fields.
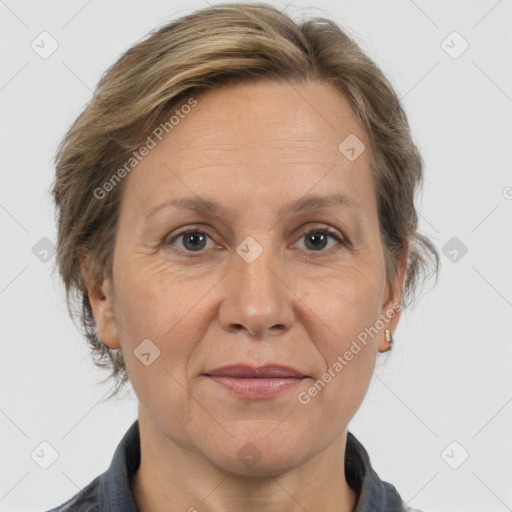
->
xmin=79 ymin=249 xmax=121 ymax=350
xmin=378 ymin=250 xmax=407 ymax=353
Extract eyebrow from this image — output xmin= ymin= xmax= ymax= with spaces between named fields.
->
xmin=144 ymin=192 xmax=360 ymax=219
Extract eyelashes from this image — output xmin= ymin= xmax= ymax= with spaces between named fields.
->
xmin=164 ymin=225 xmax=347 ymax=259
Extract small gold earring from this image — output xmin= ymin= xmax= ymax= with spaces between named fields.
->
xmin=385 ymin=329 xmax=393 ymax=346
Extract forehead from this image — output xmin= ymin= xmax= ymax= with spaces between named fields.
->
xmin=121 ymin=80 xmax=374 ymax=216
xmin=166 ymin=80 xmax=366 ymax=158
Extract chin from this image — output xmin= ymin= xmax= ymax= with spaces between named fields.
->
xmin=213 ymin=451 xmax=306 ymax=477
xmin=202 ymin=432 xmax=310 ymax=477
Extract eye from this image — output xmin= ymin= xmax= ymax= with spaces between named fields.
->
xmin=165 ymin=225 xmax=345 ymax=258
xmin=167 ymin=229 xmax=216 ymax=256
xmin=294 ymin=226 xmax=345 ymax=253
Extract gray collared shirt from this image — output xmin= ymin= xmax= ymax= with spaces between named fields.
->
xmin=44 ymin=420 xmax=422 ymax=512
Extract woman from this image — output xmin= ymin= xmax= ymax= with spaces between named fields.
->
xmin=47 ymin=3 xmax=439 ymax=511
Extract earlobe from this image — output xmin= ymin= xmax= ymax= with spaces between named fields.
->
xmin=378 ymin=251 xmax=407 ymax=353
xmin=79 ymin=251 xmax=121 ymax=350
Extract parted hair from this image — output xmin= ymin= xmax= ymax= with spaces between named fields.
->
xmin=51 ymin=2 xmax=439 ymax=397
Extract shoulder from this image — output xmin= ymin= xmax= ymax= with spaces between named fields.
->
xmin=42 ymin=474 xmax=101 ymax=512
xmin=41 ymin=420 xmax=140 ymax=512
xmin=381 ymin=481 xmax=426 ymax=512
xmin=346 ymin=432 xmax=427 ymax=512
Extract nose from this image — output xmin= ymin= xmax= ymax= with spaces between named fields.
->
xmin=218 ymin=240 xmax=295 ymax=338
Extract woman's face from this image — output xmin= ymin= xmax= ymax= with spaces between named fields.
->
xmin=88 ymin=80 xmax=404 ymax=474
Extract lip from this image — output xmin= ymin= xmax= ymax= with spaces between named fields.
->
xmin=202 ymin=365 xmax=308 ymax=399
xmin=203 ymin=364 xmax=306 ymax=378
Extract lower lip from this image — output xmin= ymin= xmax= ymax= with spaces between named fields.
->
xmin=204 ymin=376 xmax=306 ymax=399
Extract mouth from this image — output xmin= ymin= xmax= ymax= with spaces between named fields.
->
xmin=202 ymin=365 xmax=308 ymax=399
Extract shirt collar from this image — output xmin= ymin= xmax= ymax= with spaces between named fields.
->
xmin=345 ymin=431 xmax=410 ymax=511
xmin=99 ymin=420 xmax=140 ymax=512
xmin=98 ymin=420 xmax=408 ymax=512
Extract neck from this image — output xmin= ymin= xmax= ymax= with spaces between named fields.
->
xmin=132 ymin=410 xmax=358 ymax=512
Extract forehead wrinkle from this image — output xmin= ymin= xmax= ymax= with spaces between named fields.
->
xmin=165 ymin=141 xmax=350 ymax=170
xmin=173 ymin=133 xmax=344 ymax=153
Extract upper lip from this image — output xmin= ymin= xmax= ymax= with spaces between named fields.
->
xmin=203 ymin=364 xmax=307 ymax=378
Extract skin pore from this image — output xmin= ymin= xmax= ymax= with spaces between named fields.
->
xmin=83 ymin=80 xmax=406 ymax=512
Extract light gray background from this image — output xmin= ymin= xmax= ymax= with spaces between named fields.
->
xmin=1 ymin=1 xmax=511 ymax=511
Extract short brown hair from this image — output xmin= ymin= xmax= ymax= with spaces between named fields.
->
xmin=51 ymin=2 xmax=439 ymax=397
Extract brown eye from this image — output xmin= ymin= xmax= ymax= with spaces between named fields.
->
xmin=167 ymin=229 xmax=215 ymax=256
xmin=296 ymin=227 xmax=345 ymax=253
xmin=179 ymin=231 xmax=208 ymax=251
xmin=165 ymin=225 xmax=345 ymax=259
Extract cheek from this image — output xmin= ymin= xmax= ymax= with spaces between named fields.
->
xmin=115 ymin=257 xmax=191 ymax=336
xmin=114 ymin=266 xmax=199 ymax=423
xmin=297 ymin=284 xmax=379 ymax=431
xmin=316 ymin=298 xmax=378 ymax=402
xmin=296 ymin=269 xmax=382 ymax=404
xmin=113 ymin=256 xmax=225 ymax=395
xmin=299 ymin=263 xmax=384 ymax=345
